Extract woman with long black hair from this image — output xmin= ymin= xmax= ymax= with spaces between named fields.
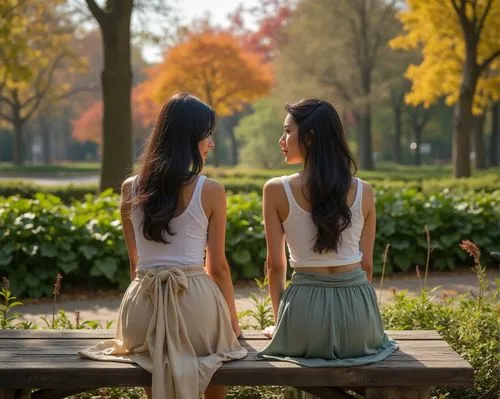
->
xmin=258 ymin=98 xmax=397 ymax=366
xmin=80 ymin=93 xmax=247 ymax=398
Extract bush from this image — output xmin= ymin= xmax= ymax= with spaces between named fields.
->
xmin=382 ymin=241 xmax=499 ymax=399
xmin=0 ymin=192 xmax=129 ymax=297
xmin=1 ymin=187 xmax=498 ymax=297
xmin=0 ymin=181 xmax=99 ymax=202
xmin=374 ymin=188 xmax=500 ymax=274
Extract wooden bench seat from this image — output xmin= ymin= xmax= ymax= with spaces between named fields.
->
xmin=0 ymin=330 xmax=473 ymax=399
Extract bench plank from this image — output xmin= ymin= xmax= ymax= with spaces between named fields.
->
xmin=0 ymin=330 xmax=473 ymax=392
xmin=0 ymin=330 xmax=443 ymax=340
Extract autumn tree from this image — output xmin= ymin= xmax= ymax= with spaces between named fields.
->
xmin=228 ymin=0 xmax=292 ymax=62
xmin=138 ymin=30 xmax=273 ymax=166
xmin=72 ymin=89 xmax=150 ymax=148
xmin=0 ymin=0 xmax=83 ymax=165
xmin=391 ymin=0 xmax=500 ymax=177
xmin=275 ymin=0 xmax=402 ymax=170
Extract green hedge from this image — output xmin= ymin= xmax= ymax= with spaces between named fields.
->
xmin=1 ymin=172 xmax=499 ymax=202
xmin=1 ymin=188 xmax=499 ymax=297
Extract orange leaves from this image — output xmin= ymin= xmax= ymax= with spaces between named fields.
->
xmin=72 ymin=89 xmax=149 ymax=144
xmin=137 ymin=31 xmax=273 ymax=117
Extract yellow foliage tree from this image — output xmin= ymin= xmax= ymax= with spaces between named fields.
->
xmin=138 ymin=30 xmax=273 ymax=165
xmin=390 ymin=0 xmax=500 ymax=177
xmin=0 ymin=0 xmax=82 ymax=165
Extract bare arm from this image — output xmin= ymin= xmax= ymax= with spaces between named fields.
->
xmin=120 ymin=178 xmax=138 ymax=281
xmin=204 ymin=180 xmax=242 ymax=337
xmin=263 ymin=179 xmax=287 ymax=321
xmin=359 ymin=182 xmax=376 ymax=282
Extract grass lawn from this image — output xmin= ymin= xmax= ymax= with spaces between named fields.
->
xmin=1 ymin=161 xmax=499 ymax=182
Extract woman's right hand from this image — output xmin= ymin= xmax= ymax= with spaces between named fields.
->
xmin=233 ymin=324 xmax=243 ymax=339
xmin=262 ymin=325 xmax=275 ymax=339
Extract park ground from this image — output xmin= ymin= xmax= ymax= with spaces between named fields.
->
xmin=16 ymin=269 xmax=500 ymax=327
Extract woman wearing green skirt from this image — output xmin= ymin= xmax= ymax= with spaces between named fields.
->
xmin=258 ymin=99 xmax=398 ymax=367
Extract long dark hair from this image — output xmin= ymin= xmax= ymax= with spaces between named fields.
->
xmin=134 ymin=93 xmax=215 ymax=243
xmin=285 ymin=99 xmax=357 ymax=253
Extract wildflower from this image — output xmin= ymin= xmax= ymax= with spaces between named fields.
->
xmin=53 ymin=273 xmax=63 ymax=297
xmin=460 ymin=240 xmax=481 ymax=263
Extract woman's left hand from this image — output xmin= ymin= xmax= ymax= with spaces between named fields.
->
xmin=262 ymin=325 xmax=275 ymax=339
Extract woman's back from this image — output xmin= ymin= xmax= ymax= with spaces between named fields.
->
xmin=130 ymin=175 xmax=208 ymax=269
xmin=280 ymin=174 xmax=365 ymax=268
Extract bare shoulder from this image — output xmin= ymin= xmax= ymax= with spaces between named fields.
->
xmin=203 ymin=177 xmax=225 ymax=197
xmin=359 ymin=179 xmax=374 ymax=198
xmin=263 ymin=177 xmax=285 ymax=196
xmin=201 ymin=178 xmax=226 ymax=219
xmin=357 ymin=178 xmax=374 ymax=215
xmin=121 ymin=175 xmax=137 ymax=197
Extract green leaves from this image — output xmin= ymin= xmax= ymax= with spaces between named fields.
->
xmin=382 ymin=279 xmax=500 ymax=399
xmin=0 ymin=185 xmax=498 ymax=297
xmin=91 ymin=257 xmax=118 ymax=281
xmin=0 ymin=192 xmax=128 ymax=297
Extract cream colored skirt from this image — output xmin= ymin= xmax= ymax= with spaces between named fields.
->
xmin=79 ymin=265 xmax=247 ymax=399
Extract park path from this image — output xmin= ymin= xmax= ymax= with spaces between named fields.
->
xmin=0 ymin=175 xmax=99 ymax=186
xmin=16 ymin=270 xmax=499 ymax=328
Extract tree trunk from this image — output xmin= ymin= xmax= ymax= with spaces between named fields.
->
xmin=213 ymin=126 xmax=221 ymax=167
xmin=358 ymin=103 xmax=374 ymax=170
xmin=12 ymin=108 xmax=24 ymax=166
xmin=472 ymin=113 xmax=486 ymax=169
xmin=98 ymin=2 xmax=134 ymax=191
xmin=489 ymin=102 xmax=499 ymax=167
xmin=414 ymin=126 xmax=422 ymax=166
xmin=452 ymin=31 xmax=480 ymax=178
xmin=392 ymin=105 xmax=402 ymax=164
xmin=228 ymin=129 xmax=238 ymax=166
xmin=39 ymin=115 xmax=52 ymax=165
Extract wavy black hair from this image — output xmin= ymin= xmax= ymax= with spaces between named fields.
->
xmin=134 ymin=93 xmax=215 ymax=243
xmin=285 ymin=98 xmax=357 ymax=253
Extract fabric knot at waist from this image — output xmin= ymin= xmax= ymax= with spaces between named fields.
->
xmin=290 ymin=267 xmax=367 ymax=288
xmin=137 ymin=265 xmax=205 ymax=295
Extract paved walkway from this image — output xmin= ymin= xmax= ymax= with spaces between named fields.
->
xmin=0 ymin=175 xmax=99 ymax=186
xmin=15 ymin=270 xmax=499 ymax=328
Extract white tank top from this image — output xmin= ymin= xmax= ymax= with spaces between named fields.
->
xmin=281 ymin=176 xmax=364 ymax=268
xmin=131 ymin=175 xmax=208 ymax=269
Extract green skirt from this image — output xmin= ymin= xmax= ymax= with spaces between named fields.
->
xmin=257 ymin=268 xmax=398 ymax=367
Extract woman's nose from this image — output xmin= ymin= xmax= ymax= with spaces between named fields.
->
xmin=279 ymin=133 xmax=285 ymax=146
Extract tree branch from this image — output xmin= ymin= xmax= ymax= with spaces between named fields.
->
xmin=0 ymin=92 xmax=15 ymax=109
xmin=479 ymin=50 xmax=500 ymax=73
xmin=85 ymin=0 xmax=106 ymax=25
xmin=53 ymin=85 xmax=100 ymax=101
xmin=476 ymin=0 xmax=493 ymax=38
xmin=22 ymin=53 xmax=66 ymax=109
xmin=369 ymin=0 xmax=398 ymax=71
xmin=22 ymin=53 xmax=66 ymax=121
xmin=0 ymin=111 xmax=13 ymax=123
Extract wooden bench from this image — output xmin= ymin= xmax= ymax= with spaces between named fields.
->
xmin=0 ymin=329 xmax=473 ymax=399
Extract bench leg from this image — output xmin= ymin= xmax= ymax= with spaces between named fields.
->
xmin=365 ymin=387 xmax=431 ymax=399
xmin=0 ymin=390 xmax=31 ymax=399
